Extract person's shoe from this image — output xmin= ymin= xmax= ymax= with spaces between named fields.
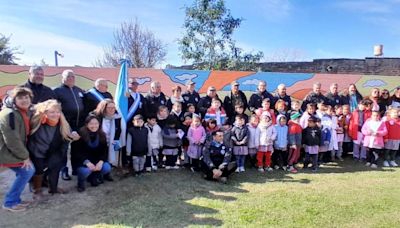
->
xmin=145 ymin=167 xmax=152 ymax=172
xmin=165 ymin=166 xmax=171 ymax=170
xmin=18 ymin=201 xmax=32 ymax=207
xmin=258 ymin=167 xmax=265 ymax=172
xmin=103 ymin=174 xmax=114 ymax=182
xmin=365 ymin=162 xmax=371 ymax=167
xmin=235 ymin=167 xmax=240 ymax=173
xmin=390 ymin=160 xmax=398 ymax=167
xmin=274 ymin=165 xmax=280 ymax=170
xmin=289 ymin=166 xmax=298 ymax=173
xmin=2 ymin=204 xmax=26 ymax=212
xmin=383 ymin=161 xmax=390 ymax=167
xmin=172 ymin=165 xmax=180 ymax=170
xmin=77 ymin=182 xmax=85 ymax=192
xmin=240 ymin=167 xmax=245 ymax=172
xmin=152 ymin=166 xmax=158 ymax=171
xmin=190 ymin=167 xmax=195 ymax=173
xmin=312 ymin=168 xmax=318 ymax=173
xmin=266 ymin=167 xmax=273 ymax=172
xmin=61 ymin=167 xmax=72 ymax=181
xmin=219 ymin=177 xmax=227 ymax=184
xmin=49 ymin=187 xmax=68 ymax=194
xmin=370 ymin=164 xmax=378 ymax=169
xmin=282 ymin=166 xmax=287 ymax=171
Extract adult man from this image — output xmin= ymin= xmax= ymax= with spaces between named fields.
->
xmin=223 ymin=81 xmax=248 ymax=119
xmin=54 ymin=70 xmax=85 ymax=131
xmin=248 ymin=80 xmax=274 ymax=113
xmin=325 ymin=83 xmax=343 ymax=108
xmin=145 ymin=81 xmax=167 ymax=117
xmin=201 ymin=130 xmax=236 ymax=183
xmin=182 ymin=81 xmax=200 ymax=112
xmin=22 ymin=65 xmax=55 ymax=104
xmin=127 ymin=77 xmax=146 ymax=127
xmin=84 ymin=78 xmax=113 ymax=115
xmin=197 ymin=86 xmax=219 ymax=118
xmin=274 ymin=83 xmax=291 ymax=110
xmin=301 ymin=82 xmax=327 ymax=111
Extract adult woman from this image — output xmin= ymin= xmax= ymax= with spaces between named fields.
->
xmin=28 ymin=100 xmax=72 ymax=197
xmin=71 ymin=115 xmax=112 ymax=192
xmin=391 ymin=87 xmax=400 ymax=108
xmin=378 ymin=89 xmax=391 ymax=115
xmin=0 ymin=87 xmax=35 ymax=212
xmin=166 ymin=85 xmax=184 ymax=111
xmin=342 ymin=84 xmax=363 ymax=112
xmin=91 ymin=99 xmax=123 ymax=169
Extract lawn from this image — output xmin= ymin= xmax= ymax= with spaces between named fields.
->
xmin=1 ymin=159 xmax=399 ymax=228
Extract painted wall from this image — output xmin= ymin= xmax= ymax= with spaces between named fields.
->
xmin=0 ymin=65 xmax=399 ymax=100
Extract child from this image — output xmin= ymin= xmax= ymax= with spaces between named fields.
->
xmin=127 ymin=114 xmax=149 ymax=176
xmin=361 ymin=110 xmax=387 ymax=168
xmin=231 ymin=114 xmax=249 ymax=172
xmin=247 ymin=114 xmax=260 ymax=167
xmin=335 ymin=105 xmax=345 ymax=161
xmin=302 ymin=116 xmax=321 ymax=172
xmin=186 ymin=103 xmax=197 ymax=116
xmin=273 ymin=115 xmax=289 ymax=170
xmin=288 ymin=112 xmax=302 ymax=173
xmin=342 ymin=104 xmax=352 ymax=156
xmin=257 ymin=112 xmax=277 ymax=172
xmin=324 ymin=106 xmax=339 ymax=161
xmin=300 ymin=103 xmax=316 ymax=129
xmin=205 ymin=118 xmax=220 ymax=143
xmin=383 ymin=108 xmax=400 ymax=167
xmin=170 ymin=102 xmax=185 ymax=129
xmin=204 ymin=98 xmax=227 ymax=127
xmin=289 ymin=100 xmax=302 ymax=116
xmin=187 ymin=114 xmax=206 ymax=171
xmin=162 ymin=116 xmax=183 ymax=169
xmin=317 ymin=116 xmax=331 ymax=164
xmin=255 ymin=98 xmax=276 ymax=124
xmin=275 ymin=99 xmax=290 ymax=121
xmin=181 ymin=113 xmax=192 ymax=167
xmin=157 ymin=105 xmax=169 ymax=130
xmin=349 ymin=99 xmax=372 ymax=161
xmin=229 ymin=102 xmax=249 ymax=125
xmin=144 ymin=115 xmax=163 ymax=172
xmin=221 ymin=120 xmax=233 ymax=149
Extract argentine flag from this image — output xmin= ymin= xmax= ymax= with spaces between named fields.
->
xmin=114 ymin=59 xmax=130 ymax=148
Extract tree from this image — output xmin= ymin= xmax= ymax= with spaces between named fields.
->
xmin=178 ymin=0 xmax=263 ymax=70
xmin=0 ymin=34 xmax=20 ymax=65
xmin=95 ymin=19 xmax=167 ymax=68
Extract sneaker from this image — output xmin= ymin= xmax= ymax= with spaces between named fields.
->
xmin=235 ymin=168 xmax=240 ymax=173
xmin=240 ymin=167 xmax=245 ymax=172
xmin=172 ymin=165 xmax=180 ymax=170
xmin=2 ymin=204 xmax=26 ymax=212
xmin=365 ymin=162 xmax=371 ymax=167
xmin=282 ymin=166 xmax=287 ymax=171
xmin=152 ymin=166 xmax=158 ymax=171
xmin=145 ymin=167 xmax=152 ymax=172
xmin=190 ymin=167 xmax=195 ymax=173
xmin=337 ymin=156 xmax=344 ymax=161
xmin=370 ymin=164 xmax=378 ymax=169
xmin=258 ymin=167 xmax=265 ymax=172
xmin=266 ymin=167 xmax=273 ymax=172
xmin=165 ymin=166 xmax=171 ymax=170
xmin=390 ymin=161 xmax=398 ymax=167
xmin=288 ymin=166 xmax=298 ymax=173
xmin=18 ymin=201 xmax=31 ymax=207
xmin=274 ymin=165 xmax=280 ymax=170
xmin=383 ymin=161 xmax=390 ymax=167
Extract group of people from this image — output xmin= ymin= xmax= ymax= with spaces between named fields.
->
xmin=1 ymin=65 xmax=400 ymax=212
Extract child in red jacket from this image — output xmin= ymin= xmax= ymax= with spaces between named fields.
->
xmin=348 ymin=99 xmax=372 ymax=161
xmin=383 ymin=108 xmax=400 ymax=167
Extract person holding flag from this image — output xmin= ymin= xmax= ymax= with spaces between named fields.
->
xmin=84 ymin=78 xmax=113 ymax=115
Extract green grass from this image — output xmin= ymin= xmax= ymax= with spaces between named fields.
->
xmin=1 ymin=159 xmax=399 ymax=228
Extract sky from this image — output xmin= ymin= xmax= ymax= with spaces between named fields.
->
xmin=1 ymin=0 xmax=400 ymax=68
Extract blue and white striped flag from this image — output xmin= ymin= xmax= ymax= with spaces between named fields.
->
xmin=114 ymin=59 xmax=130 ymax=147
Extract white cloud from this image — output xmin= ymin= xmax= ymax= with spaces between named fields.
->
xmin=136 ymin=77 xmax=152 ymax=85
xmin=0 ymin=20 xmax=104 ymax=66
xmin=363 ymin=79 xmax=387 ymax=87
xmin=242 ymin=79 xmax=261 ymax=85
xmin=175 ymin=73 xmax=198 ymax=81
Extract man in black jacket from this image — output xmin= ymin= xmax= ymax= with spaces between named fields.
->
xmin=223 ymin=81 xmax=248 ymax=120
xmin=301 ymin=82 xmax=327 ymax=111
xmin=197 ymin=86 xmax=219 ymax=118
xmin=22 ymin=65 xmax=55 ymax=104
xmin=84 ymin=78 xmax=113 ymax=115
xmin=182 ymin=81 xmax=200 ymax=112
xmin=325 ymin=83 xmax=343 ymax=108
xmin=145 ymin=81 xmax=167 ymax=117
xmin=274 ymin=83 xmax=292 ymax=110
xmin=248 ymin=80 xmax=274 ymax=113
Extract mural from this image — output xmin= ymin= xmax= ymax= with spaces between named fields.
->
xmin=0 ymin=65 xmax=399 ymax=100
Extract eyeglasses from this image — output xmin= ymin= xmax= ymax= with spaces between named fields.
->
xmin=382 ymin=92 xmax=389 ymax=95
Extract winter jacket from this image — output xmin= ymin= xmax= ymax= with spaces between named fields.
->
xmin=255 ymin=108 xmax=276 ymax=124
xmin=54 ymin=84 xmax=85 ymax=130
xmin=384 ymin=119 xmax=400 ymax=140
xmin=22 ymin=81 xmax=55 ymax=104
xmin=127 ymin=92 xmax=147 ymax=127
xmin=145 ymin=123 xmax=163 ymax=150
xmin=202 ymin=140 xmax=232 ymax=169
xmin=302 ymin=126 xmax=321 ymax=146
xmin=274 ymin=124 xmax=288 ymax=149
xmin=301 ymin=92 xmax=326 ymax=111
xmin=273 ymin=94 xmax=292 ymax=111
xmin=248 ymin=90 xmax=275 ymax=112
xmin=0 ymin=107 xmax=31 ymax=165
xmin=325 ymin=92 xmax=344 ymax=107
xmin=246 ymin=123 xmax=260 ymax=149
xmin=258 ymin=122 xmax=277 ymax=147
xmin=71 ymin=134 xmax=108 ymax=168
xmin=162 ymin=127 xmax=181 ymax=149
xmin=223 ymin=91 xmax=248 ymax=118
xmin=127 ymin=126 xmax=149 ymax=156
xmin=145 ymin=92 xmax=167 ymax=117
xmin=361 ymin=119 xmax=387 ymax=148
xmin=348 ymin=109 xmax=372 ymax=140
xmin=204 ymin=107 xmax=227 ymax=126
xmin=182 ymin=90 xmax=200 ymax=112
xmin=230 ymin=125 xmax=249 ymax=146
xmin=187 ymin=125 xmax=206 ymax=159
xmin=288 ymin=120 xmax=302 ymax=145
xmin=84 ymin=88 xmax=113 ymax=116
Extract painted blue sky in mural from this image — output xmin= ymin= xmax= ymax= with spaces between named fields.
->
xmin=163 ymin=69 xmax=210 ymax=91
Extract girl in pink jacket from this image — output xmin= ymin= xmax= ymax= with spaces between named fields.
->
xmin=361 ymin=110 xmax=388 ymax=168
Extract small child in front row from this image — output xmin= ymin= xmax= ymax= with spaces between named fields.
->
xmin=162 ymin=117 xmax=183 ymax=170
xmin=231 ymin=114 xmax=250 ymax=172
xmin=144 ymin=115 xmax=163 ymax=172
xmin=247 ymin=114 xmax=260 ymax=167
xmin=257 ymin=112 xmax=277 ymax=172
xmin=273 ymin=115 xmax=289 ymax=170
xmin=287 ymin=112 xmax=302 ymax=173
xmin=187 ymin=115 xmax=206 ymax=172
xmin=127 ymin=114 xmax=149 ymax=176
xmin=383 ymin=108 xmax=400 ymax=167
xmin=335 ymin=105 xmax=345 ymax=161
xmin=349 ymin=99 xmax=372 ymax=161
xmin=361 ymin=110 xmax=387 ymax=168
xmin=302 ymin=116 xmax=321 ymax=172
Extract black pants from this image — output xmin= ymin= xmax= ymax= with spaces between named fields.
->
xmin=304 ymin=153 xmax=318 ymax=169
xmin=367 ymin=148 xmax=381 ymax=165
xmin=273 ymin=149 xmax=288 ymax=168
xmin=145 ymin=155 xmax=158 ymax=168
xmin=31 ymin=156 xmax=62 ymax=193
xmin=201 ymin=160 xmax=236 ymax=180
xmin=189 ymin=158 xmax=200 ymax=171
xmin=342 ymin=141 xmax=353 ymax=156
xmin=165 ymin=155 xmax=178 ymax=166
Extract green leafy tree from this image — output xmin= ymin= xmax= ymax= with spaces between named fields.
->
xmin=178 ymin=0 xmax=263 ymax=70
xmin=0 ymin=34 xmax=20 ymax=65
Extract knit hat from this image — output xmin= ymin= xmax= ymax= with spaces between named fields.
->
xmin=290 ymin=112 xmax=301 ymax=120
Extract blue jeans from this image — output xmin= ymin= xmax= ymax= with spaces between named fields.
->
xmin=77 ymin=162 xmax=111 ymax=182
xmin=235 ymin=155 xmax=246 ymax=168
xmin=3 ymin=166 xmax=35 ymax=207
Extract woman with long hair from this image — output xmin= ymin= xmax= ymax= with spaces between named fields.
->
xmin=28 ymin=99 xmax=74 ymax=197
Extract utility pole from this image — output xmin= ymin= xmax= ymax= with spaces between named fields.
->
xmin=54 ymin=50 xmax=64 ymax=66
